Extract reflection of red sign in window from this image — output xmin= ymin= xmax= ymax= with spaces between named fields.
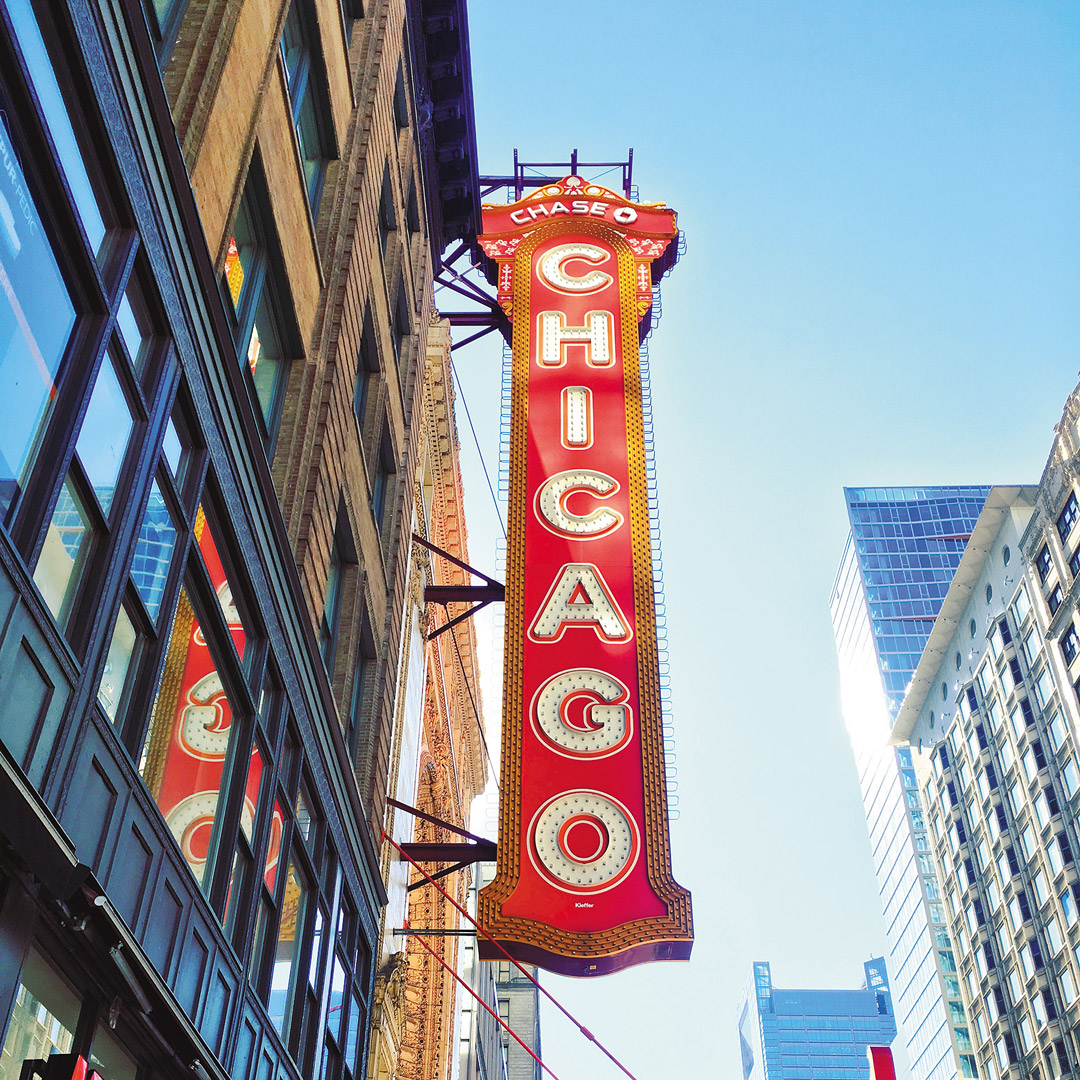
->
xmin=39 ymin=1053 xmax=103 ymax=1080
xmin=476 ymin=179 xmax=693 ymax=976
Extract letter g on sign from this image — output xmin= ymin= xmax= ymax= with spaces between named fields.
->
xmin=531 ymin=668 xmax=633 ymax=757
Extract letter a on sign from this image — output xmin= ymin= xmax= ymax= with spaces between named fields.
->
xmin=529 ymin=564 xmax=630 ymax=642
xmin=476 ymin=177 xmax=693 ymax=976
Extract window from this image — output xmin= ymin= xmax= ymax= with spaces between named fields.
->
xmin=1037 ymin=544 xmax=1053 ymax=582
xmin=346 ymin=605 xmax=376 ymax=755
xmin=1061 ymin=967 xmax=1077 ymax=1006
xmin=1023 ymin=750 xmax=1038 ymax=784
xmin=1047 ymin=916 xmax=1063 ymax=955
xmin=378 ymin=165 xmax=396 ymax=256
xmin=1049 ymin=710 xmax=1067 ymax=752
xmin=1009 ymin=896 xmax=1024 ymax=931
xmin=1024 ymin=627 xmax=1042 ymax=665
xmin=1059 ymin=492 xmax=1079 ymax=542
xmin=1035 ymin=665 xmax=1054 ymax=708
xmin=1072 ymin=546 xmax=1080 ymax=579
xmin=1063 ymin=625 xmax=1079 ymax=666
xmin=1007 ymin=966 xmax=1023 ymax=1004
xmin=1033 ymin=993 xmax=1047 ymax=1028
xmin=392 ymin=278 xmax=411 ymax=363
xmin=137 ymin=501 xmax=255 ymax=894
xmin=392 ymin=63 xmax=409 ymax=130
xmin=1065 ymin=757 xmax=1079 ymax=797
xmin=1063 ymin=888 xmax=1078 ymax=927
xmin=280 ymin=1 xmax=333 ymax=214
xmin=1050 ymin=583 xmax=1064 ymax=614
xmin=353 ymin=311 xmax=380 ymax=443
xmin=372 ymin=425 xmax=395 ymax=533
xmin=0 ymin=9 xmax=178 ymax=655
xmin=1033 ymin=868 xmax=1049 ymax=905
xmin=997 ymin=924 xmax=1011 ymax=956
xmin=1011 ymin=590 xmax=1029 ymax=626
xmin=222 ymin=157 xmax=299 ymax=449
xmin=1022 ymin=825 xmax=1036 ymax=860
xmin=405 ymin=181 xmax=421 ymax=238
xmin=142 ymin=0 xmax=188 ymax=60
xmin=998 ymin=853 xmax=1011 ymax=884
xmin=1048 ymin=837 xmax=1064 ymax=877
xmin=1008 ymin=656 xmax=1024 ymax=689
xmin=320 ymin=509 xmax=355 ymax=673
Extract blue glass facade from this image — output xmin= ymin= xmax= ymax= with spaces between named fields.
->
xmin=845 ymin=487 xmax=991 ymax=717
xmin=832 ymin=487 xmax=990 ymax=1080
xmin=738 ymin=959 xmax=897 ymax=1080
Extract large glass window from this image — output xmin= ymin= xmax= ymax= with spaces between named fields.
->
xmin=0 ymin=111 xmax=76 ymax=527
xmin=280 ymin=2 xmax=333 ymax=215
xmin=139 ymin=581 xmax=240 ymax=891
xmin=353 ymin=312 xmax=380 ymax=446
xmin=222 ymin=159 xmax=297 ymax=450
xmin=0 ymin=948 xmax=79 ymax=1080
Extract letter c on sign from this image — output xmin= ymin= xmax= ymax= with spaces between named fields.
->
xmin=531 ymin=668 xmax=633 ymax=757
xmin=538 ymin=243 xmax=612 ymax=294
xmin=535 ymin=470 xmax=622 ymax=539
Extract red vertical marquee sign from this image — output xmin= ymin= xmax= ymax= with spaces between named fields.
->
xmin=476 ymin=178 xmax=693 ymax=975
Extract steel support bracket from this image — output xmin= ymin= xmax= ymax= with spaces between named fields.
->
xmin=412 ymin=533 xmax=504 ymax=640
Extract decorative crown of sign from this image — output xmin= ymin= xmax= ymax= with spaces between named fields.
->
xmin=482 ymin=175 xmax=668 ymax=214
xmin=480 ymin=177 xmax=678 ymax=324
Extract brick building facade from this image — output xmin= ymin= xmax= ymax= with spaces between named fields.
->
xmin=0 ymin=5 xmax=483 ymax=1080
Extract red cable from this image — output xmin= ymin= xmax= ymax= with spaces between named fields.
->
xmin=383 ymin=830 xmax=639 ymax=1080
xmin=407 ymin=924 xmax=562 ymax=1080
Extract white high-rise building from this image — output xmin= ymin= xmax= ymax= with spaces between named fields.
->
xmin=832 ymin=487 xmax=991 ymax=1080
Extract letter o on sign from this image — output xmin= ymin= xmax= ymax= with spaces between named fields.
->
xmin=530 ymin=791 xmax=639 ymax=892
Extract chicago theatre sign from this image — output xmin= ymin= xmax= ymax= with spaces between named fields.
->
xmin=476 ymin=178 xmax=693 ymax=975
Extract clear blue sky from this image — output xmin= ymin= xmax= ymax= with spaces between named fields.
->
xmin=447 ymin=4 xmax=1080 ymax=1077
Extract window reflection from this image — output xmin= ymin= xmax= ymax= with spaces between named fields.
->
xmin=247 ymin=297 xmax=284 ymax=432
xmin=33 ymin=476 xmax=92 ymax=625
xmin=89 ymin=1023 xmax=137 ymax=1080
xmin=265 ymin=800 xmax=285 ymax=893
xmin=131 ymin=480 xmax=176 ymax=622
xmin=162 ymin=418 xmax=183 ymax=477
xmin=75 ymin=352 xmax=134 ymax=518
xmin=98 ymin=603 xmax=138 ymax=722
xmin=0 ymin=947 xmax=79 ymax=1080
xmin=139 ymin=585 xmax=237 ymax=890
xmin=0 ymin=119 xmax=76 ymax=525
xmin=269 ymin=856 xmax=308 ymax=1037
xmin=6 ymin=2 xmax=107 ymax=256
xmin=196 ymin=507 xmax=248 ymax=660
xmin=117 ymin=277 xmax=153 ymax=374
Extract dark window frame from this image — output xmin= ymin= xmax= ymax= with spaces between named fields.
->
xmin=1058 ymin=492 xmax=1079 ymax=544
xmin=353 ymin=310 xmax=380 ymax=446
xmin=221 ymin=154 xmax=302 ymax=455
xmin=279 ymin=0 xmax=336 ymax=218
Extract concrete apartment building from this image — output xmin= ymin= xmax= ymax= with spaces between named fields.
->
xmin=895 ymin=383 xmax=1080 ymax=1080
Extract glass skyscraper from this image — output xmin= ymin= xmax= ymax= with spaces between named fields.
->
xmin=737 ymin=958 xmax=898 ymax=1080
xmin=831 ymin=487 xmax=991 ymax=1080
